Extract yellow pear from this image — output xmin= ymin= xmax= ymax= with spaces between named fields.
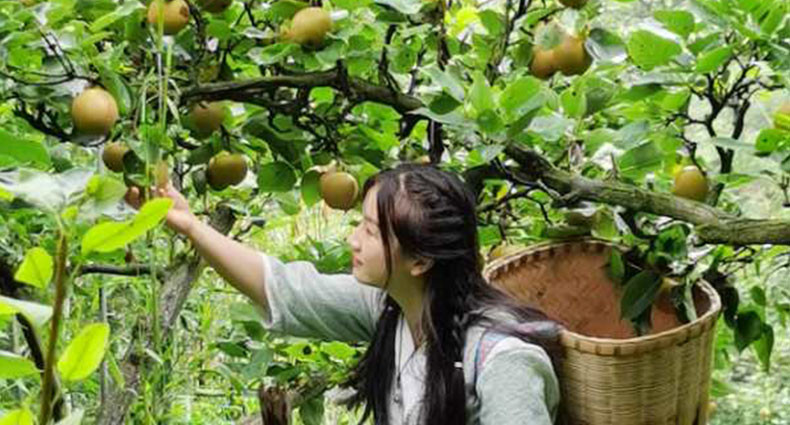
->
xmin=71 ymin=87 xmax=119 ymax=136
xmin=147 ymin=0 xmax=190 ymax=35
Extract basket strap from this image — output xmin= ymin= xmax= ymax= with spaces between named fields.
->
xmin=472 ymin=320 xmax=560 ymax=390
xmin=472 ymin=329 xmax=509 ymax=391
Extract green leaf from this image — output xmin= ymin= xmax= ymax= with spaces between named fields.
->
xmin=0 ymin=130 xmax=51 ymax=167
xmin=300 ymin=170 xmax=322 ymax=206
xmin=0 ymin=408 xmax=34 ymax=425
xmin=258 ymin=162 xmax=297 ymax=192
xmin=83 ymin=175 xmax=128 ymax=215
xmin=607 ymin=250 xmax=625 ymax=283
xmin=14 ymin=247 xmax=53 ymax=289
xmin=627 ymin=30 xmax=682 ymax=70
xmin=321 ymin=341 xmax=356 ymax=360
xmin=98 ymin=67 xmax=132 ymax=116
xmin=81 ymin=198 xmax=173 ymax=255
xmin=57 ymin=323 xmax=110 ymax=382
xmin=476 ymin=110 xmax=504 ymax=135
xmin=653 ymin=10 xmax=695 ymax=38
xmin=750 ymin=286 xmax=766 ymax=306
xmin=249 ymin=43 xmax=300 ymax=66
xmin=587 ymin=28 xmax=628 ymax=64
xmin=620 ymin=270 xmax=662 ymax=320
xmin=755 ymin=128 xmax=786 ymax=153
xmin=561 ymin=87 xmax=587 ymax=118
xmin=428 ymin=93 xmax=462 ymax=114
xmin=695 ymin=46 xmax=733 ymax=73
xmin=423 ymin=65 xmax=465 ymax=101
xmin=0 ymin=296 xmax=52 ymax=327
xmin=734 ymin=311 xmax=763 ymax=351
xmin=0 ymin=350 xmax=38 ymax=379
xmin=469 ymin=72 xmax=495 ymax=113
xmin=89 ymin=1 xmax=141 ymax=32
xmin=618 ymin=141 xmax=664 ymax=179
xmin=500 ymin=77 xmax=541 ymax=118
xmin=760 ymin=3 xmax=786 ymax=34
xmin=753 ymin=324 xmax=774 ymax=371
xmin=375 ymin=0 xmax=423 ymax=15
xmin=268 ymin=0 xmax=307 ymax=19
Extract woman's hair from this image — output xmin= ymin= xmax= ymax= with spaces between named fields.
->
xmin=343 ymin=163 xmax=564 ymax=425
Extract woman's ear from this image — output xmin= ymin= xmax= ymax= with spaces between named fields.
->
xmin=409 ymin=256 xmax=434 ymax=277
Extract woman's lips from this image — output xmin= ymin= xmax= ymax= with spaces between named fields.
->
xmin=353 ymin=257 xmax=362 ymax=266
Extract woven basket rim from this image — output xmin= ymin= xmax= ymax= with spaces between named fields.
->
xmin=483 ymin=238 xmax=723 ymax=353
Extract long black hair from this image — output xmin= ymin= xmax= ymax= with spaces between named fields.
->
xmin=344 ymin=163 xmax=563 ymax=425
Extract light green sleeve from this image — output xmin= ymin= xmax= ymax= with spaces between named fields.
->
xmin=258 ymin=253 xmax=385 ymax=342
xmin=476 ymin=343 xmax=560 ymax=425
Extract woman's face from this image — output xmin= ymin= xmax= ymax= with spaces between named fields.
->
xmin=347 ymin=185 xmax=402 ymax=288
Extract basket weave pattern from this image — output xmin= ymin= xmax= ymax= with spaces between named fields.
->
xmin=483 ymin=239 xmax=722 ymax=425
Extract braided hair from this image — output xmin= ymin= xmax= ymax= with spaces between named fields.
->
xmin=344 ymin=163 xmax=563 ymax=425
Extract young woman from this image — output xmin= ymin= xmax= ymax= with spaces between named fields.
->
xmin=130 ymin=163 xmax=563 ymax=424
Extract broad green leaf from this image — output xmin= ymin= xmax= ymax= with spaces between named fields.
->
xmin=587 ymin=28 xmax=628 ymax=64
xmin=0 ymin=168 xmax=93 ymax=212
xmin=620 ymin=270 xmax=662 ymax=320
xmin=268 ymin=0 xmax=308 ymax=19
xmin=0 ymin=296 xmax=52 ymax=327
xmin=753 ymin=324 xmax=774 ymax=371
xmin=375 ymin=0 xmax=422 ymax=14
xmin=54 ymin=409 xmax=84 ymax=425
xmin=695 ymin=46 xmax=733 ymax=73
xmin=619 ymin=141 xmax=664 ymax=179
xmin=14 ymin=247 xmax=53 ymax=289
xmin=653 ymin=10 xmax=695 ymax=38
xmin=0 ymin=350 xmax=38 ymax=379
xmin=81 ymin=198 xmax=173 ymax=255
xmin=561 ymin=87 xmax=587 ymax=118
xmin=99 ymin=67 xmax=132 ymax=116
xmin=321 ymin=341 xmax=356 ymax=360
xmin=760 ymin=3 xmax=786 ymax=34
xmin=750 ymin=286 xmax=767 ymax=306
xmin=300 ymin=170 xmax=322 ymax=206
xmin=627 ymin=30 xmax=681 ymax=70
xmin=89 ymin=1 xmax=141 ymax=32
xmin=275 ymin=191 xmax=302 ymax=215
xmin=57 ymin=323 xmax=110 ymax=382
xmin=469 ymin=72 xmax=495 ymax=113
xmin=249 ymin=43 xmax=300 ymax=66
xmin=734 ymin=311 xmax=763 ymax=351
xmin=476 ymin=110 xmax=504 ymax=135
xmin=258 ymin=162 xmax=297 ymax=192
xmin=607 ymin=251 xmax=625 ymax=283
xmin=500 ymin=77 xmax=541 ymax=118
xmin=423 ymin=65 xmax=465 ymax=101
xmin=0 ymin=130 xmax=51 ymax=168
xmin=83 ymin=175 xmax=128 ymax=214
xmin=755 ymin=128 xmax=786 ymax=153
xmin=428 ymin=93 xmax=462 ymax=114
xmin=0 ymin=408 xmax=34 ymax=425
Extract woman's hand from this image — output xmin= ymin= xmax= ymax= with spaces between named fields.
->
xmin=124 ymin=184 xmax=197 ymax=236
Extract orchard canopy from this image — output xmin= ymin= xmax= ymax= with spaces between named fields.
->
xmin=1 ymin=0 xmax=790 ymax=424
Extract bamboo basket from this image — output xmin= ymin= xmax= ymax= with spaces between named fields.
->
xmin=483 ymin=239 xmax=722 ymax=425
